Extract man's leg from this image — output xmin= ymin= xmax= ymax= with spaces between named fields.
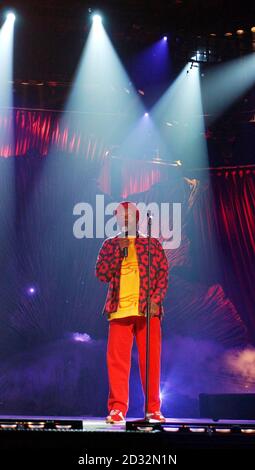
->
xmin=107 ymin=317 xmax=134 ymax=416
xmin=135 ymin=316 xmax=162 ymax=413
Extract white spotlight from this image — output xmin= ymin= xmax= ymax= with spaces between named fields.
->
xmin=92 ymin=14 xmax=102 ymax=25
xmin=6 ymin=12 xmax=16 ymax=22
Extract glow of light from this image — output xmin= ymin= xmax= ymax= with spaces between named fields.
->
xmin=6 ymin=12 xmax=16 ymax=22
xmin=224 ymin=32 xmax=233 ymax=37
xmin=119 ymin=110 xmax=167 ymax=164
xmin=202 ymin=53 xmax=255 ymax=123
xmin=251 ymin=26 xmax=255 ymax=33
xmin=63 ymin=8 xmax=143 ymax=139
xmin=72 ymin=332 xmax=91 ymax=343
xmin=152 ymin=62 xmax=208 ymax=167
xmin=241 ymin=429 xmax=255 ymax=434
xmin=163 ymin=36 xmax=168 ymax=41
xmin=163 ymin=427 xmax=179 ymax=433
xmin=27 ymin=286 xmax=36 ymax=296
xmin=236 ymin=29 xmax=245 ymax=35
xmin=92 ymin=14 xmax=102 ymax=25
xmin=0 ymin=12 xmax=15 ymax=156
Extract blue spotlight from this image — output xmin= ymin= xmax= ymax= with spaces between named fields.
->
xmin=144 ymin=112 xmax=149 ymax=117
xmin=6 ymin=12 xmax=16 ymax=22
xmin=163 ymin=36 xmax=168 ymax=41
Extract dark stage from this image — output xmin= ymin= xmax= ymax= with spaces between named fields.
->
xmin=1 ymin=416 xmax=255 ymax=466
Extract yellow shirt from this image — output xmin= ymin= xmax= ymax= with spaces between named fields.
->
xmin=109 ymin=238 xmax=143 ymax=321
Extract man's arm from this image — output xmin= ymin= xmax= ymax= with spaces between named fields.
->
xmin=95 ymin=238 xmax=122 ymax=283
xmin=151 ymin=239 xmax=169 ymax=307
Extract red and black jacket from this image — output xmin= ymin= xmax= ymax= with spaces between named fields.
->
xmin=95 ymin=233 xmax=169 ymax=317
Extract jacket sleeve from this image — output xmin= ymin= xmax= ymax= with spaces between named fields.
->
xmin=95 ymin=238 xmax=122 ymax=283
xmin=151 ymin=239 xmax=169 ymax=305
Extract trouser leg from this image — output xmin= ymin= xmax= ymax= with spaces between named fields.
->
xmin=135 ymin=316 xmax=162 ymax=413
xmin=107 ymin=317 xmax=134 ymax=415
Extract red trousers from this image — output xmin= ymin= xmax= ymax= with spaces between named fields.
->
xmin=107 ymin=316 xmax=161 ymax=416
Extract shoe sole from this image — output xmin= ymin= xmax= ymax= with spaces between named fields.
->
xmin=106 ymin=420 xmax=126 ymax=425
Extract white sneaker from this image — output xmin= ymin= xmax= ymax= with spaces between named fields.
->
xmin=106 ymin=409 xmax=126 ymax=424
xmin=146 ymin=411 xmax=166 ymax=423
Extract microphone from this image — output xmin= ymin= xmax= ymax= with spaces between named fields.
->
xmin=121 ymin=226 xmax=128 ymax=258
xmin=147 ymin=210 xmax=153 ymax=224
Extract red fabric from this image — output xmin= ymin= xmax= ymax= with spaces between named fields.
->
xmin=192 ymin=170 xmax=255 ymax=338
xmin=95 ymin=235 xmax=169 ymax=316
xmin=123 ymin=166 xmax=255 ymax=341
xmin=107 ymin=316 xmax=161 ymax=415
xmin=0 ymin=108 xmax=109 ymax=158
xmin=121 ymin=161 xmax=163 ymax=198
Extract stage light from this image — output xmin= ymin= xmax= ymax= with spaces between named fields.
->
xmin=241 ymin=429 xmax=255 ymax=434
xmin=189 ymin=428 xmax=206 ymax=433
xmin=215 ymin=428 xmax=231 ymax=433
xmin=224 ymin=32 xmax=233 ymax=37
xmin=163 ymin=36 xmax=168 ymax=41
xmin=251 ymin=26 xmax=255 ymax=33
xmin=236 ymin=29 xmax=245 ymax=35
xmin=72 ymin=332 xmax=91 ymax=342
xmin=27 ymin=286 xmax=36 ymax=296
xmin=0 ymin=6 xmax=15 ymax=157
xmin=27 ymin=422 xmax=45 ymax=429
xmin=152 ymin=61 xmax=208 ymax=168
xmin=163 ymin=427 xmax=180 ymax=432
xmin=92 ymin=14 xmax=102 ymax=25
xmin=144 ymin=112 xmax=149 ymax=117
xmin=6 ymin=12 xmax=15 ymax=22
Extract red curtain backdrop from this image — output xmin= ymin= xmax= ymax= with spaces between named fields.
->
xmin=0 ymin=108 xmax=109 ymax=160
xmin=1 ymin=109 xmax=255 ymax=338
xmin=192 ymin=170 xmax=255 ymax=337
xmin=0 ymin=108 xmax=111 ymax=193
xmin=122 ymin=166 xmax=255 ymax=340
xmin=121 ymin=160 xmax=163 ymax=197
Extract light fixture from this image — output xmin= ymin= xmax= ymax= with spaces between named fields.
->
xmin=92 ymin=14 xmax=102 ymax=24
xmin=6 ymin=12 xmax=16 ymax=21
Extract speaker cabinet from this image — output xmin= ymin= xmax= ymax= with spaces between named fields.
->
xmin=199 ymin=393 xmax=255 ymax=421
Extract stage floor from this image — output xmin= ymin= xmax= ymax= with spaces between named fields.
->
xmin=1 ymin=414 xmax=255 ymax=431
xmin=1 ymin=415 xmax=255 ymax=457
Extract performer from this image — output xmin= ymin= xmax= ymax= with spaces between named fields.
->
xmin=95 ymin=201 xmax=169 ymax=424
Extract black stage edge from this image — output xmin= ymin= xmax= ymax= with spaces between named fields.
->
xmin=0 ymin=418 xmax=255 ymax=466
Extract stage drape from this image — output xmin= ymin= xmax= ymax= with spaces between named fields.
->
xmin=0 ymin=109 xmax=255 ymax=340
xmin=192 ymin=170 xmax=255 ymax=339
xmin=124 ymin=167 xmax=255 ymax=341
xmin=0 ymin=108 xmax=110 ymax=159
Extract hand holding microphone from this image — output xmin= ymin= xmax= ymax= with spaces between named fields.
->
xmin=118 ymin=237 xmax=129 ymax=257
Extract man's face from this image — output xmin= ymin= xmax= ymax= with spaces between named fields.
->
xmin=116 ymin=205 xmax=138 ymax=234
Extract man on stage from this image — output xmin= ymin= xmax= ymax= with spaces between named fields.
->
xmin=95 ymin=201 xmax=169 ymax=424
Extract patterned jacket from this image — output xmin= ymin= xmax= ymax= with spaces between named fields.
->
xmin=95 ymin=233 xmax=169 ymax=317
